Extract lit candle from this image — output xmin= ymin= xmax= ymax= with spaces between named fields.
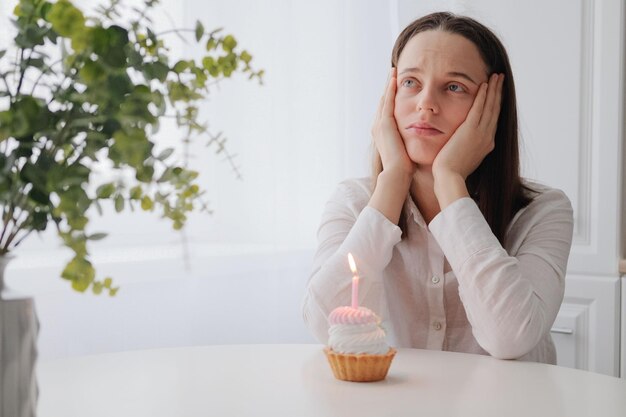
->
xmin=348 ymin=253 xmax=359 ymax=309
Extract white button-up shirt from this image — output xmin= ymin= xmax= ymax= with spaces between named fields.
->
xmin=302 ymin=177 xmax=574 ymax=364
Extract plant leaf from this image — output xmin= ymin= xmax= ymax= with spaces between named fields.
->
xmin=141 ymin=195 xmax=153 ymax=211
xmin=61 ymin=256 xmax=95 ymax=292
xmin=114 ymin=194 xmax=124 ymax=212
xmin=194 ymin=20 xmax=204 ymax=42
xmin=222 ymin=35 xmax=237 ymax=52
xmin=96 ymin=183 xmax=115 ymax=199
xmin=46 ymin=0 xmax=86 ymax=37
xmin=88 ymin=232 xmax=108 ymax=241
xmin=157 ymin=148 xmax=174 ymax=161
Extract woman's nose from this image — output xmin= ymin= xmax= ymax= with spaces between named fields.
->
xmin=416 ymin=86 xmax=439 ymax=114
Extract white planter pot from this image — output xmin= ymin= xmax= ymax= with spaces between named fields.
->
xmin=0 ymin=255 xmax=39 ymax=417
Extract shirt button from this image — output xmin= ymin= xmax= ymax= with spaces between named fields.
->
xmin=433 ymin=322 xmax=442 ymax=331
xmin=431 ymin=275 xmax=440 ymax=284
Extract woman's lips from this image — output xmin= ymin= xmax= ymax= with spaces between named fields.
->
xmin=406 ymin=126 xmax=443 ymax=136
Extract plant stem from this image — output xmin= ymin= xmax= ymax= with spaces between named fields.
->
xmin=54 ymin=108 xmax=77 ymax=147
xmin=30 ymin=58 xmax=64 ymax=95
xmin=4 ymin=224 xmax=24 ymax=251
xmin=16 ymin=48 xmax=31 ymax=96
xmin=3 ymin=207 xmax=29 ymax=250
xmin=0 ymin=203 xmax=18 ymax=252
xmin=12 ymin=229 xmax=33 ymax=249
xmin=2 ymin=191 xmax=37 ymax=252
xmin=155 ymin=28 xmax=194 ymax=37
xmin=0 ymin=212 xmax=11 ymax=251
xmin=133 ymin=2 xmax=152 ymax=25
xmin=0 ymin=73 xmax=13 ymax=100
xmin=47 ymin=47 xmax=82 ymax=106
xmin=0 ymin=177 xmax=24 ymax=251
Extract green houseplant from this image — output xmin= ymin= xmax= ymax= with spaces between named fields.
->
xmin=0 ymin=0 xmax=263 ymax=295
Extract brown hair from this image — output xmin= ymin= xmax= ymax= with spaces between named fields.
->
xmin=372 ymin=11 xmax=536 ymax=245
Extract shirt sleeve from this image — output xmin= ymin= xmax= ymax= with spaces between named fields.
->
xmin=428 ymin=191 xmax=574 ymax=359
xmin=301 ymin=180 xmax=402 ymax=344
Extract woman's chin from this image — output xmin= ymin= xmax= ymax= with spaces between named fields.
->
xmin=406 ymin=147 xmax=439 ymax=167
xmin=403 ymin=137 xmax=445 ymax=166
xmin=409 ymin=157 xmax=435 ymax=167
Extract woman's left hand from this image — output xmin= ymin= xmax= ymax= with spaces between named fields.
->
xmin=432 ymin=73 xmax=505 ymax=180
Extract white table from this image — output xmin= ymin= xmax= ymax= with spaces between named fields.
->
xmin=37 ymin=344 xmax=626 ymax=417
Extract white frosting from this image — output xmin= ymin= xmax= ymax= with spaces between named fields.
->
xmin=328 ymin=322 xmax=389 ymax=355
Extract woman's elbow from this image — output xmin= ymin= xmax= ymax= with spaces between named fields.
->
xmin=483 ymin=342 xmax=530 ymax=360
xmin=477 ymin=321 xmax=545 ymax=360
xmin=301 ymin=296 xmax=329 ymax=344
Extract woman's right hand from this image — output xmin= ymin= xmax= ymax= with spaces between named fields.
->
xmin=367 ymin=68 xmax=415 ymax=225
xmin=371 ymin=67 xmax=416 ymax=177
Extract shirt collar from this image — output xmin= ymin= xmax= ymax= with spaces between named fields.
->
xmin=403 ymin=193 xmax=427 ymax=229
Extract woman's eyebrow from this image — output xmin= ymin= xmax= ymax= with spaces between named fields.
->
xmin=399 ymin=67 xmax=478 ymax=86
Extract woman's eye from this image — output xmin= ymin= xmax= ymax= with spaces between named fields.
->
xmin=401 ymin=79 xmax=417 ymax=88
xmin=447 ymin=84 xmax=465 ymax=93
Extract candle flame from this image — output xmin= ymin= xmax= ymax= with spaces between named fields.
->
xmin=348 ymin=253 xmax=357 ymax=274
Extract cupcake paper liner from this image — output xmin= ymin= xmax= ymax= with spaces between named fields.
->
xmin=324 ymin=347 xmax=396 ymax=382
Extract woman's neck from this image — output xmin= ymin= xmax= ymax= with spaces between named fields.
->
xmin=409 ymin=166 xmax=441 ymax=225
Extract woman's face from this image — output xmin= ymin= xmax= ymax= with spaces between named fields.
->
xmin=394 ymin=30 xmax=489 ymax=166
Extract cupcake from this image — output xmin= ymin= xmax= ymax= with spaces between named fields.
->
xmin=324 ymin=305 xmax=396 ymax=382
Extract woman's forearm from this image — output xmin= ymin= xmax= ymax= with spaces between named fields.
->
xmin=428 ymin=192 xmax=574 ymax=359
xmin=368 ymin=168 xmax=413 ymax=225
xmin=303 ymin=181 xmax=404 ymax=344
xmin=433 ymin=170 xmax=470 ymax=211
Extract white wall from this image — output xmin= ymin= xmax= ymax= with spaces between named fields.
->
xmin=177 ymin=0 xmax=397 ymax=248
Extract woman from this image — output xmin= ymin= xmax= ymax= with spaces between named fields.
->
xmin=301 ymin=12 xmax=574 ymax=364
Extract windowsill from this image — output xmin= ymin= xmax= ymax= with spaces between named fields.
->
xmin=5 ymin=243 xmax=315 ymax=296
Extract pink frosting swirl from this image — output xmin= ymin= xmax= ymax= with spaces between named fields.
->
xmin=328 ymin=306 xmax=379 ymax=326
xmin=327 ymin=305 xmax=389 ymax=354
